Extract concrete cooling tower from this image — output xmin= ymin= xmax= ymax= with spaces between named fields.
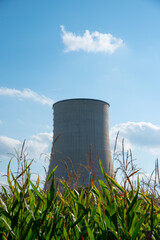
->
xmin=46 ymin=98 xmax=114 ymax=187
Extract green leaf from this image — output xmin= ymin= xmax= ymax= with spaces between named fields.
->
xmin=63 ymin=226 xmax=69 ymax=240
xmin=28 ymin=188 xmax=35 ymax=206
xmin=16 ymin=160 xmax=33 ymax=180
xmin=7 ymin=160 xmax=14 ymax=193
xmin=126 ymin=177 xmax=139 ymax=215
xmin=99 ymin=158 xmax=112 ymax=188
xmin=47 ymin=165 xmax=58 ymax=181
xmin=71 ymin=211 xmax=86 ymax=228
xmin=0 ymin=197 xmax=8 ymax=213
xmin=0 ymin=216 xmax=15 ymax=237
xmin=26 ymin=167 xmax=44 ymax=201
xmin=150 ymin=198 xmax=153 ymax=236
xmin=60 ymin=179 xmax=78 ymax=201
xmin=105 ymin=172 xmax=126 ymax=194
xmin=24 ymin=199 xmax=35 ymax=221
xmin=84 ymin=218 xmax=94 ymax=240
xmin=10 ymin=171 xmax=21 ymax=201
xmin=132 ymin=213 xmax=149 ymax=240
xmin=99 ymin=159 xmax=126 ymax=194
xmin=98 ymin=179 xmax=111 ymax=204
xmin=2 ymin=186 xmax=9 ymax=200
xmin=45 ymin=175 xmax=55 ymax=211
xmin=139 ymin=190 xmax=151 ymax=205
xmin=89 ymin=205 xmax=97 ymax=223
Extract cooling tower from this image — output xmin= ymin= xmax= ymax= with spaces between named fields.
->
xmin=46 ymin=98 xmax=114 ymax=187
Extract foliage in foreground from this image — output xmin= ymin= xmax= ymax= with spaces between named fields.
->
xmin=0 ymin=159 xmax=160 ymax=240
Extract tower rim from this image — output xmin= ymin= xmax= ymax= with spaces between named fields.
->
xmin=52 ymin=98 xmax=110 ymax=108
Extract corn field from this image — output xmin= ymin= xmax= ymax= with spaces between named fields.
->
xmin=0 ymin=156 xmax=160 ymax=240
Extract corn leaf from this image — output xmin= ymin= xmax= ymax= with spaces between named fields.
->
xmin=47 ymin=165 xmax=58 ymax=181
xmin=26 ymin=167 xmax=44 ymax=201
xmin=126 ymin=177 xmax=139 ymax=215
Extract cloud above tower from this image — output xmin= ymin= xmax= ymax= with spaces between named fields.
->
xmin=61 ymin=25 xmax=124 ymax=54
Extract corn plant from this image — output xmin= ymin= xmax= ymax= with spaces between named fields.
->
xmin=0 ymin=156 xmax=160 ymax=239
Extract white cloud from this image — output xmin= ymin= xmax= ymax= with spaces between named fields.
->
xmin=0 ymin=120 xmax=2 ymax=125
xmin=0 ymin=87 xmax=53 ymax=106
xmin=0 ymin=133 xmax=52 ymax=161
xmin=110 ymin=121 xmax=160 ymax=154
xmin=26 ymin=132 xmax=52 ymax=159
xmin=61 ymin=25 xmax=124 ymax=54
xmin=0 ymin=136 xmax=21 ymax=158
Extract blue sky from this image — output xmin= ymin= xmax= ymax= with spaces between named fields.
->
xmin=1 ymin=0 xmax=160 ymax=186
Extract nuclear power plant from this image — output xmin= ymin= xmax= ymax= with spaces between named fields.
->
xmin=46 ymin=98 xmax=114 ymax=187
